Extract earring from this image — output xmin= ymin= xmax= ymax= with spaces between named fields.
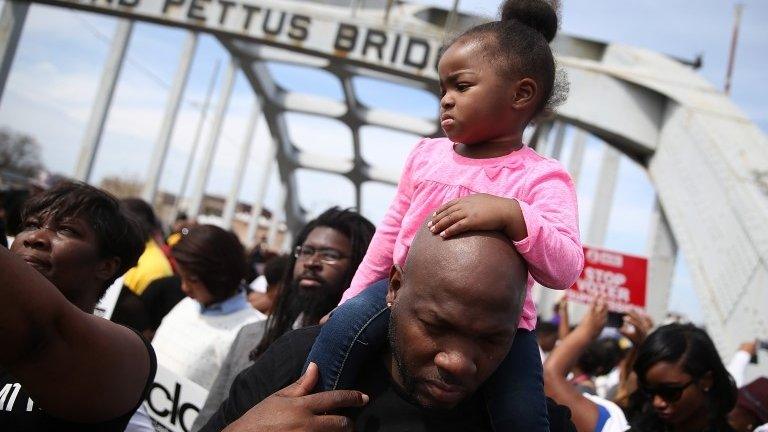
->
xmin=387 ymin=302 xmax=392 ymax=308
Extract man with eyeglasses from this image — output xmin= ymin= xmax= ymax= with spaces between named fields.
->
xmin=192 ymin=207 xmax=375 ymax=430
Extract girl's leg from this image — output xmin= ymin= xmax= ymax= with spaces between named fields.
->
xmin=484 ymin=329 xmax=550 ymax=431
xmin=303 ymin=279 xmax=390 ymax=391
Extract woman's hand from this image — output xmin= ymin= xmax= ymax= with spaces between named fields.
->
xmin=428 ymin=194 xmax=526 ymax=240
xmin=579 ymin=298 xmax=608 ymax=337
xmin=619 ymin=310 xmax=653 ymax=347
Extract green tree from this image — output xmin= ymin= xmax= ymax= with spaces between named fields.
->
xmin=0 ymin=128 xmax=42 ymax=176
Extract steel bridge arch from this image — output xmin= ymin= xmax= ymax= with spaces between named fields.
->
xmin=16 ymin=0 xmax=768 ymax=363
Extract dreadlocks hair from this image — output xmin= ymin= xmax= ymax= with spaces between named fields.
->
xmin=251 ymin=207 xmax=375 ymax=360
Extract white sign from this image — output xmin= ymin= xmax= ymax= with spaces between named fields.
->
xmin=93 ymin=276 xmax=124 ymax=320
xmin=146 ymin=365 xmax=209 ymax=432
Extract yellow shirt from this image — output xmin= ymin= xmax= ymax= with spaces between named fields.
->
xmin=124 ymin=239 xmax=174 ymax=295
xmin=167 ymin=232 xmax=182 ymax=247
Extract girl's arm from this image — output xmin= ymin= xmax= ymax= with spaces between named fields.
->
xmin=0 ymin=246 xmax=153 ymax=422
xmin=511 ymin=164 xmax=583 ymax=289
xmin=429 ymin=161 xmax=583 ymax=289
xmin=339 ymin=139 xmax=423 ymax=303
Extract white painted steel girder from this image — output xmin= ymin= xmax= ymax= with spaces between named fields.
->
xmin=0 ymin=0 xmax=28 ymax=101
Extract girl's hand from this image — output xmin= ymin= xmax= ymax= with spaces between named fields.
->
xmin=428 ymin=194 xmax=524 ymax=239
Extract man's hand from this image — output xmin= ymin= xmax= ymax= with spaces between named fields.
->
xmin=223 ymin=363 xmax=369 ymax=432
xmin=428 ymin=194 xmax=525 ymax=240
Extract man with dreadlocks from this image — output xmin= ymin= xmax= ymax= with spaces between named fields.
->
xmin=192 ymin=207 xmax=375 ymax=430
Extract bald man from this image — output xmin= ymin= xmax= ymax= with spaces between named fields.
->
xmin=201 ymin=224 xmax=535 ymax=431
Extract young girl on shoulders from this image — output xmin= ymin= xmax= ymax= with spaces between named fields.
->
xmin=306 ymin=0 xmax=583 ymax=429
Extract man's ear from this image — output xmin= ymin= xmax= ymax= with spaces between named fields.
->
xmin=387 ymin=265 xmax=404 ymax=305
xmin=511 ymin=77 xmax=538 ymax=111
xmin=96 ymin=257 xmax=121 ymax=285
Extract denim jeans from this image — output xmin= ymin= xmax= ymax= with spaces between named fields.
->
xmin=484 ymin=328 xmax=550 ymax=431
xmin=304 ymin=278 xmax=390 ymax=391
xmin=304 ymin=278 xmax=550 ymax=431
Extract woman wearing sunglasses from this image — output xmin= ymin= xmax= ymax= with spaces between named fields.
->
xmin=628 ymin=323 xmax=738 ymax=432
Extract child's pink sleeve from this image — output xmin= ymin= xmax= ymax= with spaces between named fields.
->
xmin=339 ymin=140 xmax=423 ymax=304
xmin=513 ymin=161 xmax=584 ymax=290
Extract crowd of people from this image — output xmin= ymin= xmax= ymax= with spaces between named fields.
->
xmin=1 ymin=0 xmax=766 ymax=431
xmin=1 ymin=179 xmax=766 ymax=432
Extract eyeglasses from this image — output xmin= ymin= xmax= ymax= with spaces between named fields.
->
xmin=294 ymin=245 xmax=346 ymax=264
xmin=640 ymin=379 xmax=697 ymax=403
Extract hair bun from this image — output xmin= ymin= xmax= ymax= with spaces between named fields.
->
xmin=500 ymin=0 xmax=559 ymax=43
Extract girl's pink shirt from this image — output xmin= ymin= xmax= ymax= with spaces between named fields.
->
xmin=341 ymin=138 xmax=584 ymax=330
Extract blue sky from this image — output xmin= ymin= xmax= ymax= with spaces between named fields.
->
xmin=0 ymin=0 xmax=766 ymax=324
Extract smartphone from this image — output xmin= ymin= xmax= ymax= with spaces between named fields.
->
xmin=607 ymin=311 xmax=626 ymax=328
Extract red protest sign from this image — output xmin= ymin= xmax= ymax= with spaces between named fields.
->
xmin=567 ymin=246 xmax=648 ymax=313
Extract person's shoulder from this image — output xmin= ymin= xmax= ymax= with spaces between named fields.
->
xmin=272 ymin=326 xmax=321 ymax=355
xmin=412 ymin=137 xmax=452 ymax=154
xmin=581 ymin=393 xmax=630 ymax=432
xmin=154 ymin=298 xmax=197 ymax=332
xmin=143 ymin=275 xmax=180 ymax=292
xmin=517 ymin=146 xmax=574 ymax=189
xmin=520 ymin=146 xmax=568 ymax=171
xmin=243 ymin=326 xmax=320 ymax=375
xmin=170 ymin=297 xmax=198 ymax=314
xmin=403 ymin=137 xmax=452 ymax=175
xmin=143 ymin=240 xmax=173 ymax=271
xmin=225 ymin=320 xmax=269 ymax=372
xmin=235 ymin=319 xmax=268 ymax=340
xmin=232 ymin=327 xmax=321 ymax=402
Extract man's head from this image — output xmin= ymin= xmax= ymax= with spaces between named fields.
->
xmin=386 ymin=223 xmax=528 ymax=409
xmin=252 ymin=207 xmax=375 ymax=359
xmin=11 ymin=181 xmax=143 ymax=311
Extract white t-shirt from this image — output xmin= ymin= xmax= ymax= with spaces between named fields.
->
xmin=583 ymin=393 xmax=630 ymax=432
xmin=595 ymin=367 xmax=621 ymax=399
xmin=152 ymin=297 xmax=264 ymax=389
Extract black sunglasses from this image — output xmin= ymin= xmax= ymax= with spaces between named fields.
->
xmin=640 ymin=379 xmax=697 ymax=403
